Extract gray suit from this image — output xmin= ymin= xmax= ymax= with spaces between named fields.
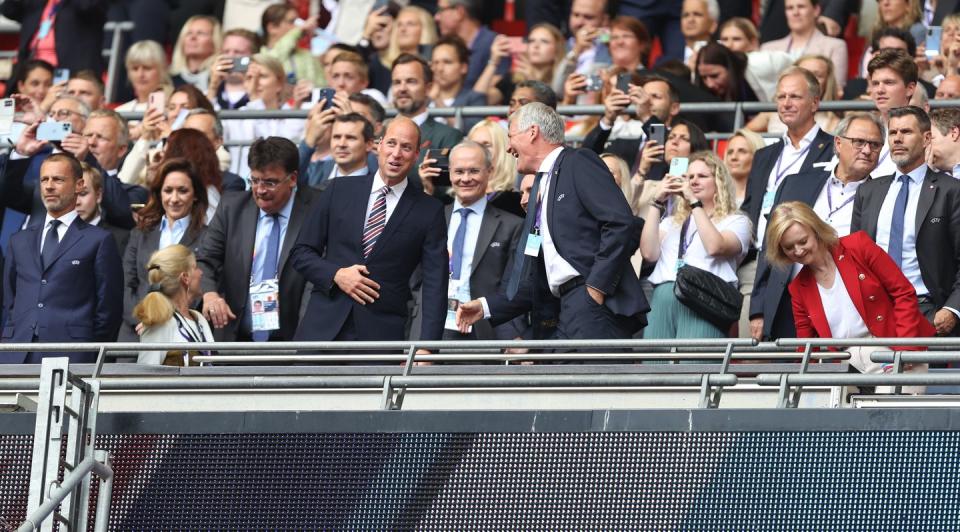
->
xmin=119 ymin=223 xmax=206 ymax=342
xmin=410 ymin=203 xmax=526 ymax=340
xmin=196 ymin=187 xmax=317 ymax=341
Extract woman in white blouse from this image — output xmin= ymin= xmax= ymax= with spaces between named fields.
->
xmin=133 ymin=244 xmax=213 ymax=366
xmin=640 ymin=151 xmax=752 ymax=338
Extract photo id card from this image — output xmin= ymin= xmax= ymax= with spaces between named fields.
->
xmin=444 ymin=279 xmax=472 ymax=333
xmin=524 ymin=233 xmax=543 ymax=257
xmin=249 ymin=279 xmax=280 ymax=332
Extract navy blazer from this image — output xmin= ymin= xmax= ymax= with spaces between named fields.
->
xmin=290 ymin=173 xmax=448 ymax=341
xmin=486 ymin=148 xmax=649 ymax=327
xmin=750 ymin=166 xmax=832 ymax=339
xmin=2 ymin=218 xmax=123 ymax=363
xmin=741 ymin=128 xmax=835 ymax=236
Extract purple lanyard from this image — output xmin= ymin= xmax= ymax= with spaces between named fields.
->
xmin=774 ymin=141 xmax=813 ymax=186
xmin=826 ymin=182 xmax=855 ymax=219
xmin=677 ymin=217 xmax=699 ymax=260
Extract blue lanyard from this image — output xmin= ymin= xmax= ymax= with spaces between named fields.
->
xmin=826 ymin=181 xmax=855 ymax=219
xmin=773 ymin=141 xmax=812 ymax=185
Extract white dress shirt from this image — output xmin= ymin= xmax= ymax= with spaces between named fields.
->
xmin=870 ymin=139 xmax=898 ymax=179
xmin=538 ymin=146 xmax=582 ymax=295
xmin=41 ymin=209 xmax=79 ymax=253
xmin=448 ymin=196 xmax=487 ymax=281
xmin=757 ymin=124 xmax=821 ymax=244
xmin=875 ymin=164 xmax=929 ymax=296
xmin=158 ymin=215 xmax=190 ymax=250
xmin=365 ymin=171 xmax=408 ymax=227
xmin=817 ymin=267 xmax=871 ymax=339
xmin=812 ymin=172 xmax=864 ymax=238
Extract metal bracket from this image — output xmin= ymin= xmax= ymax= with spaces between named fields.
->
xmin=698 ymin=341 xmax=735 ymax=408
xmin=777 ymin=342 xmax=813 ymax=408
xmin=892 ymin=350 xmax=904 ymax=395
xmin=383 ymin=345 xmax=418 ymax=410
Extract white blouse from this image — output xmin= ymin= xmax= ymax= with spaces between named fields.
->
xmin=649 ymin=212 xmax=752 ymax=285
xmin=138 ymin=309 xmax=214 ymax=365
xmin=816 ymin=267 xmax=870 ymax=339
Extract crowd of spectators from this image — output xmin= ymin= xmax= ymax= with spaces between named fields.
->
xmin=0 ymin=0 xmax=959 ymax=388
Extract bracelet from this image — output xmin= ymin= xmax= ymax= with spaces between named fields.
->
xmin=653 ymin=200 xmax=667 ymax=212
xmin=689 ymin=200 xmax=704 ymax=210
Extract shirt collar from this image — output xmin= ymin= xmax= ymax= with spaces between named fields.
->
xmin=89 ymin=214 xmax=102 ymax=227
xmin=259 ymin=189 xmax=296 ymax=220
xmin=537 ymin=146 xmax=566 ymax=175
xmin=901 ymin=164 xmax=928 ymax=185
xmin=410 ymin=110 xmax=430 ymax=126
xmin=781 ymin=123 xmax=820 ymax=149
xmin=44 ymin=209 xmax=79 ymax=229
xmin=337 ymin=165 xmax=368 ymax=178
xmin=160 ymin=214 xmax=190 ymax=232
xmin=453 ymin=195 xmax=488 ymax=217
xmin=952 ymin=162 xmax=960 ymax=179
xmin=371 ymin=171 xmax=408 ymax=198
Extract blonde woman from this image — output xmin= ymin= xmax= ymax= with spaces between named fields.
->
xmin=170 ymin=15 xmax=222 ymax=93
xmin=600 ymin=152 xmax=640 ymax=215
xmin=134 ymin=245 xmax=213 ymax=366
xmin=477 ymin=22 xmax=566 ymax=104
xmin=640 ymin=151 xmax=752 ymax=338
xmin=383 ymin=6 xmax=438 ymax=68
xmin=723 ymin=128 xmax=766 ymax=206
xmin=467 ymin=119 xmax=522 ymax=217
xmin=116 ymin=40 xmax=173 ymax=140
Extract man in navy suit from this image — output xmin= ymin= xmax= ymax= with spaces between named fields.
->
xmin=2 ymin=153 xmax=123 ymax=363
xmin=290 ymin=116 xmax=448 ymax=342
xmin=457 ymin=102 xmax=649 ymax=339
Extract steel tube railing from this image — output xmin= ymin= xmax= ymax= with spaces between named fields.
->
xmin=17 ymin=454 xmax=113 ymax=532
xmin=756 ymin=373 xmax=960 ymax=386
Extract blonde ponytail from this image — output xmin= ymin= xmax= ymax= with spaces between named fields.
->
xmin=133 ymin=245 xmax=196 ymax=327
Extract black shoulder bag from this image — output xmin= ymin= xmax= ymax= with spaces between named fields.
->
xmin=672 ymin=216 xmax=743 ymax=331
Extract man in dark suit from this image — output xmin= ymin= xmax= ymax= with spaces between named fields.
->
xmin=197 ymin=137 xmax=317 ymax=342
xmin=2 ymin=153 xmax=123 ymax=363
xmin=852 ymin=105 xmax=960 ymax=335
xmin=411 ymin=140 xmax=525 ymax=341
xmin=742 ymin=67 xmax=835 ymax=250
xmin=290 ymin=117 xmax=448 ymax=342
xmin=299 ymin=113 xmax=378 ymax=190
xmin=750 ymin=112 xmax=885 ymax=340
xmin=457 ymin=102 xmax=648 ymax=339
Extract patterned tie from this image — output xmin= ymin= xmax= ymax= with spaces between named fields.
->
xmin=506 ymin=172 xmax=545 ymax=300
xmin=888 ymin=175 xmax=910 ymax=268
xmin=361 ymin=186 xmax=389 ymax=258
xmin=41 ymin=219 xmax=61 ymax=269
xmin=450 ymin=208 xmax=471 ymax=280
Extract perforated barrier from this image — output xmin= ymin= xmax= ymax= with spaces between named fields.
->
xmin=2 ymin=410 xmax=960 ymax=530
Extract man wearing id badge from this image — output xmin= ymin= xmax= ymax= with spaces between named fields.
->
xmin=410 ymin=140 xmax=525 ymax=341
xmin=198 ymin=137 xmax=317 ymax=342
xmin=741 ymin=67 xmax=834 ymax=251
xmin=456 ymin=103 xmax=648 ymax=340
xmin=750 ymin=112 xmax=884 ymax=341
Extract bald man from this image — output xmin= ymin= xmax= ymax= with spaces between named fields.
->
xmin=291 ymin=117 xmax=448 ymax=342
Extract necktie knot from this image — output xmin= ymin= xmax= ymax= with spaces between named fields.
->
xmin=899 ymin=175 xmax=910 ymax=185
xmin=48 ymin=219 xmax=61 ymax=230
xmin=379 ymin=186 xmax=390 ymax=196
xmin=457 ymin=207 xmax=471 ymax=219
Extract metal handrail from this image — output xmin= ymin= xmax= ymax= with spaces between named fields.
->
xmin=18 ymin=452 xmax=113 ymax=532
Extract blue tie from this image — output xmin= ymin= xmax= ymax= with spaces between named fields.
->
xmin=506 ymin=172 xmax=545 ymax=300
xmin=41 ymin=220 xmax=61 ymax=269
xmin=888 ymin=175 xmax=910 ymax=268
xmin=450 ymin=208 xmax=471 ymax=280
xmin=252 ymin=213 xmax=281 ymax=342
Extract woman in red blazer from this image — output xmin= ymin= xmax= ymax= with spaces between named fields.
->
xmin=765 ymin=202 xmax=935 ymax=391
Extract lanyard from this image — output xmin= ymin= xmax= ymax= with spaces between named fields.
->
xmin=826 ymin=181 xmax=855 ymax=219
xmin=773 ymin=141 xmax=812 ymax=186
xmin=173 ymin=311 xmax=207 ymax=343
xmin=677 ymin=216 xmax=699 ymax=260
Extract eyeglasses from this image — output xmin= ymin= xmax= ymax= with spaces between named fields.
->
xmin=839 ymin=135 xmax=883 ymax=153
xmin=250 ymin=173 xmax=293 ymax=190
xmin=47 ymin=109 xmax=85 ymax=121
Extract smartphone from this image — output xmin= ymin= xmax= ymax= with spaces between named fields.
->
xmin=318 ymin=88 xmax=336 ymax=110
xmin=230 ymin=56 xmax=251 ymax=73
xmin=425 ymin=148 xmax=451 ymax=187
xmin=616 ymin=72 xmax=631 ymax=93
xmin=37 ymin=121 xmax=72 ymax=142
xmin=170 ymin=109 xmax=189 ymax=131
xmin=373 ymin=0 xmax=402 ymax=17
xmin=669 ymin=156 xmax=689 ymax=177
xmin=584 ymin=74 xmax=604 ymax=92
xmin=130 ymin=203 xmax=146 ymax=212
xmin=926 ymin=26 xmax=942 ymax=58
xmin=53 ymin=68 xmax=70 ymax=85
xmin=0 ymin=121 xmax=26 ymax=146
xmin=0 ymin=98 xmax=14 ymax=135
xmin=148 ymin=90 xmax=165 ymax=113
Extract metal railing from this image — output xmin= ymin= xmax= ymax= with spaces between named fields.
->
xmin=18 ymin=452 xmax=114 ymax=532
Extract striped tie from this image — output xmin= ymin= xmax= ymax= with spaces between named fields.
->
xmin=361 ymin=186 xmax=390 ymax=258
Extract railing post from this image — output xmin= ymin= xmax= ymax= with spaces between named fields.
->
xmin=104 ymin=22 xmax=133 ymax=105
xmin=27 ymin=358 xmax=69 ymax=532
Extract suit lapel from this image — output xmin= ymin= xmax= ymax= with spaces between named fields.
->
xmin=44 ymin=221 xmax=85 ymax=273
xmin=472 ymin=207 xmax=498 ymax=271
xmin=863 ymin=175 xmax=894 ymax=239
xmin=833 ymin=242 xmax=867 ymax=320
xmin=369 ymin=181 xmax=415 ymax=260
xmin=352 ymin=175 xmax=375 ymax=257
xmin=545 ymin=149 xmax=567 ymax=240
xmin=238 ymin=197 xmax=260 ymax=283
xmin=803 ymin=129 xmax=832 ymax=167
xmin=176 ymin=225 xmax=202 ymax=248
xmin=279 ymin=188 xmax=312 ymax=271
xmin=915 ymin=168 xmax=937 ymax=235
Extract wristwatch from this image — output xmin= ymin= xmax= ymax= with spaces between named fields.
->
xmin=689 ymin=200 xmax=704 ymax=210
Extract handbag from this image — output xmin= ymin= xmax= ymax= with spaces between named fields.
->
xmin=672 ymin=217 xmax=743 ymax=330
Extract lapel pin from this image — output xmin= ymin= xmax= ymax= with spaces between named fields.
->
xmin=818 ymin=143 xmax=824 ymax=149
xmin=490 ymin=242 xmax=501 ymax=247
xmin=557 ymin=193 xmax=565 ymax=201
xmin=931 ymin=217 xmax=942 ymax=224
xmin=71 ymin=260 xmax=80 ymax=265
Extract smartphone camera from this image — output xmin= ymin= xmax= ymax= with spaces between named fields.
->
xmin=231 ymin=57 xmax=251 ymax=73
xmin=426 ymin=148 xmax=451 ymax=187
xmin=584 ymin=75 xmax=604 ymax=92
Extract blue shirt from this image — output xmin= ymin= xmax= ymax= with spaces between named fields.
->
xmin=158 ymin=215 xmax=190 ymax=250
xmin=875 ymin=164 xmax=928 ymax=296
xmin=448 ymin=196 xmax=487 ymax=281
xmin=466 ymin=26 xmax=509 ymax=88
xmin=251 ymin=192 xmax=295 ymax=282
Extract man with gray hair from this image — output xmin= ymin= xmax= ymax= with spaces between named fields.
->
xmin=456 ymin=102 xmax=648 ymax=340
xmin=750 ymin=111 xmax=885 ymax=341
xmin=680 ymin=0 xmax=719 ymax=63
xmin=928 ymin=107 xmax=960 ymax=178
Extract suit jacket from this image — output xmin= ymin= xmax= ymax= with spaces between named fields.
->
xmin=0 ymin=0 xmax=108 ymax=75
xmin=290 ymin=174 xmax=449 ymax=341
xmin=222 ymin=171 xmax=247 ymax=192
xmin=2 ymin=217 xmax=123 ymax=363
xmin=741 ymin=127 xmax=835 ymax=235
xmin=850 ymin=166 xmax=960 ymax=311
xmin=486 ymin=148 xmax=649 ymax=328
xmin=750 ymin=166 xmax=832 ymax=339
xmin=119 ymin=222 xmax=206 ymax=341
xmin=789 ymin=231 xmax=937 ymax=344
xmin=760 ymin=30 xmax=848 ymax=87
xmin=410 ymin=203 xmax=525 ymax=340
xmin=96 ymin=218 xmax=130 ymax=260
xmin=196 ymin=187 xmax=317 ymax=341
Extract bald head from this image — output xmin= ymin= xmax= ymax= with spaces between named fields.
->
xmin=936 ymin=75 xmax=960 ymax=100
xmin=377 ymin=116 xmax=422 ymax=185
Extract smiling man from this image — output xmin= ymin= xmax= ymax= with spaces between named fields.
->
xmin=290 ymin=117 xmax=448 ymax=343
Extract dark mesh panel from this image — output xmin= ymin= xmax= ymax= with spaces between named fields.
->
xmin=0 ymin=434 xmax=31 ymax=528
xmin=4 ymin=432 xmax=960 ymax=530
